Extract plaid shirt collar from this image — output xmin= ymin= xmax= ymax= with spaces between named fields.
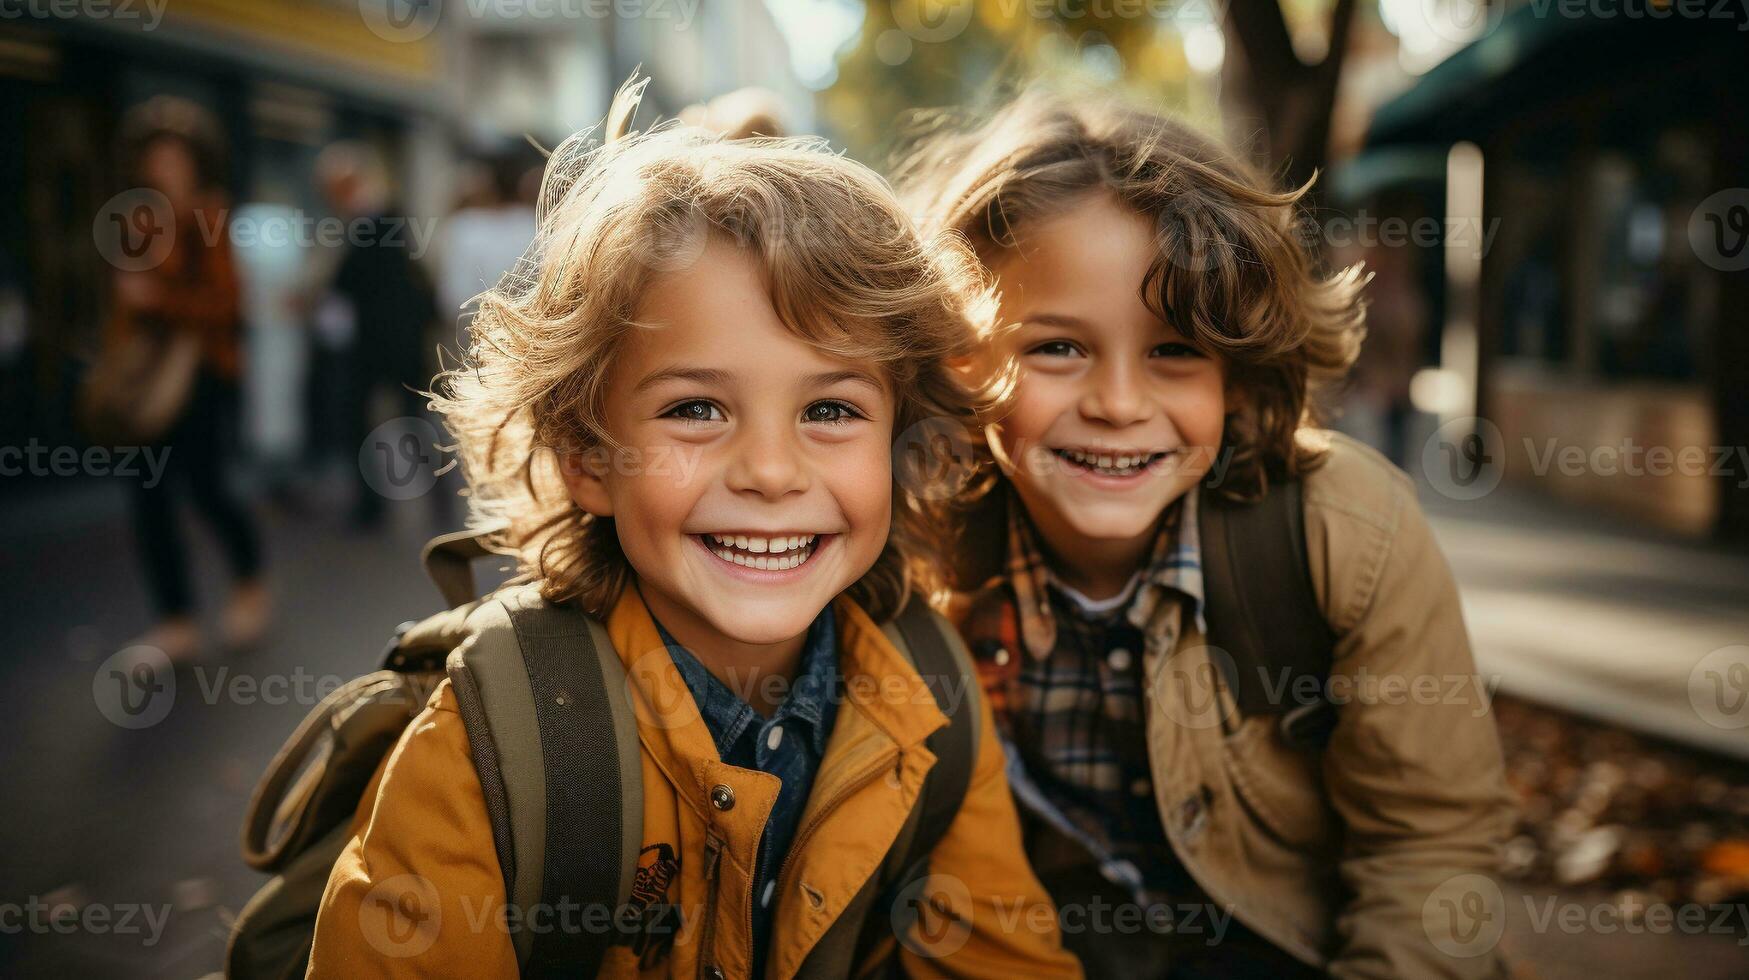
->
xmin=1004 ymin=484 xmax=1207 ymax=660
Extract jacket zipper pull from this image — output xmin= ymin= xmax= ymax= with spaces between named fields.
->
xmin=697 ymin=836 xmax=725 ymax=980
xmin=703 ymin=836 xmax=722 ymax=882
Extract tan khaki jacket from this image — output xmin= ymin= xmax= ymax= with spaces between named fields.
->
xmin=962 ymin=432 xmax=1514 ymax=979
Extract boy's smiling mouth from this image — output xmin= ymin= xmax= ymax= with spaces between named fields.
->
xmin=693 ymin=532 xmax=827 ymax=573
xmin=1051 ymin=446 xmax=1176 ymax=480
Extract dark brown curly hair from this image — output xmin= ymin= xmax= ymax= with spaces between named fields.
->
xmin=898 ymin=90 xmax=1367 ymax=509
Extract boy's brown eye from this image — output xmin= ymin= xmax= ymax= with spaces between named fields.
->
xmin=1152 ymin=342 xmax=1203 ymax=359
xmin=665 ymin=400 xmax=723 ymax=423
xmin=803 ymin=400 xmax=861 ymax=424
xmin=1028 ymin=340 xmax=1080 ymax=357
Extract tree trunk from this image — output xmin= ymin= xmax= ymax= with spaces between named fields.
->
xmin=1223 ymin=0 xmax=1356 ymax=193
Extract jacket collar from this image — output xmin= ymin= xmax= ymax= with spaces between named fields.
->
xmin=604 ymin=585 xmax=947 ymax=810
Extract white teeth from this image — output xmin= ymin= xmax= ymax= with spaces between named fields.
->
xmin=703 ymin=533 xmax=818 ymax=570
xmin=1057 ymin=448 xmax=1162 ymax=476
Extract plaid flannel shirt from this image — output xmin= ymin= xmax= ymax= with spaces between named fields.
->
xmin=997 ymin=485 xmax=1208 ymax=906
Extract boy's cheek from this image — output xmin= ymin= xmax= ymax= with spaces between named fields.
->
xmin=828 ymin=441 xmax=896 ymax=566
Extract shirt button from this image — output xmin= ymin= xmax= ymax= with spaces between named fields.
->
xmin=1130 ymin=777 xmax=1152 ymax=798
xmin=1108 ymin=647 xmax=1133 ymax=671
xmin=993 ymin=647 xmax=1011 ymax=667
xmin=766 ymin=725 xmax=784 ymax=751
xmin=709 ymin=784 xmax=736 ymax=811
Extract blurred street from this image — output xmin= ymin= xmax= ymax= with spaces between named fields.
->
xmin=1427 ymin=485 xmax=1749 ymax=761
xmin=2 ymin=471 xmax=1745 ymax=976
xmin=0 ymin=476 xmax=476 ymax=976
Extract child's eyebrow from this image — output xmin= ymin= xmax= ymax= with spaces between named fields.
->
xmin=632 ymin=366 xmax=733 ymax=394
xmin=1019 ymin=312 xmax=1091 ymax=329
xmin=631 ymin=366 xmax=885 ymax=396
xmin=803 ymin=369 xmax=886 ymax=395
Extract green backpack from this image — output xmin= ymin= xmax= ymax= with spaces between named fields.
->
xmin=226 ymin=530 xmax=982 ymax=979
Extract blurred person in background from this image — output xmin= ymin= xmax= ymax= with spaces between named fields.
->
xmin=1343 ymin=236 xmax=1428 ymax=466
xmin=102 ymin=96 xmax=269 ymax=661
xmin=434 ymin=146 xmax=539 ymax=346
xmin=311 ymin=140 xmax=439 ymax=531
xmin=679 ymin=86 xmax=790 ymax=139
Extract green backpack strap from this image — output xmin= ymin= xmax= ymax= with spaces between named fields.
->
xmin=446 ymin=579 xmax=643 ymax=978
xmin=886 ymin=598 xmax=982 ymax=864
xmin=1198 ymin=480 xmax=1338 ymax=749
xmin=796 ymin=597 xmax=982 ymax=978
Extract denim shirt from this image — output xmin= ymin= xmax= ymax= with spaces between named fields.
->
xmin=653 ymin=605 xmax=839 ymax=976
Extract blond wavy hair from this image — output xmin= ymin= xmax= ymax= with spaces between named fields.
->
xmin=898 ymin=90 xmax=1368 ymax=505
xmin=432 ymin=80 xmax=1006 ymax=621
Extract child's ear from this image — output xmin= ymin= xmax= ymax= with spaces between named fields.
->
xmin=557 ymin=447 xmax=614 ymax=518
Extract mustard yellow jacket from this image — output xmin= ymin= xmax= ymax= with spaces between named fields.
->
xmin=307 ymin=588 xmax=1081 ymax=978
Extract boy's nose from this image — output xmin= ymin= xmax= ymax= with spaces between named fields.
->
xmin=724 ymin=424 xmax=811 ymax=498
xmin=1080 ymin=361 xmax=1152 ymax=427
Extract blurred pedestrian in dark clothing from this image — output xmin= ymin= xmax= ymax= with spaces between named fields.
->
xmin=100 ymin=96 xmax=268 ymax=661
xmin=1346 ymin=235 xmax=1428 ymax=465
xmin=313 ymin=141 xmax=438 ymax=530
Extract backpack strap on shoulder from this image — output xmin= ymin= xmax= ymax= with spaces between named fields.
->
xmin=447 ymin=585 xmax=642 ymax=978
xmin=1198 ymin=480 xmax=1338 ymax=749
xmin=887 ymin=598 xmax=981 ymax=859
xmin=796 ymin=597 xmax=982 ymax=979
xmin=422 ymin=527 xmax=499 ymax=609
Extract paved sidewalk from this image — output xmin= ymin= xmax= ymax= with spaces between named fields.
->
xmin=1423 ymin=484 xmax=1749 ymax=760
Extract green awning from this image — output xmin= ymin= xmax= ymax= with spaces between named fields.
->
xmin=1363 ymin=7 xmax=1731 ymax=150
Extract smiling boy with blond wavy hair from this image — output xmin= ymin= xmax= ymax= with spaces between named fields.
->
xmin=305 ymin=81 xmax=1078 ymax=979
